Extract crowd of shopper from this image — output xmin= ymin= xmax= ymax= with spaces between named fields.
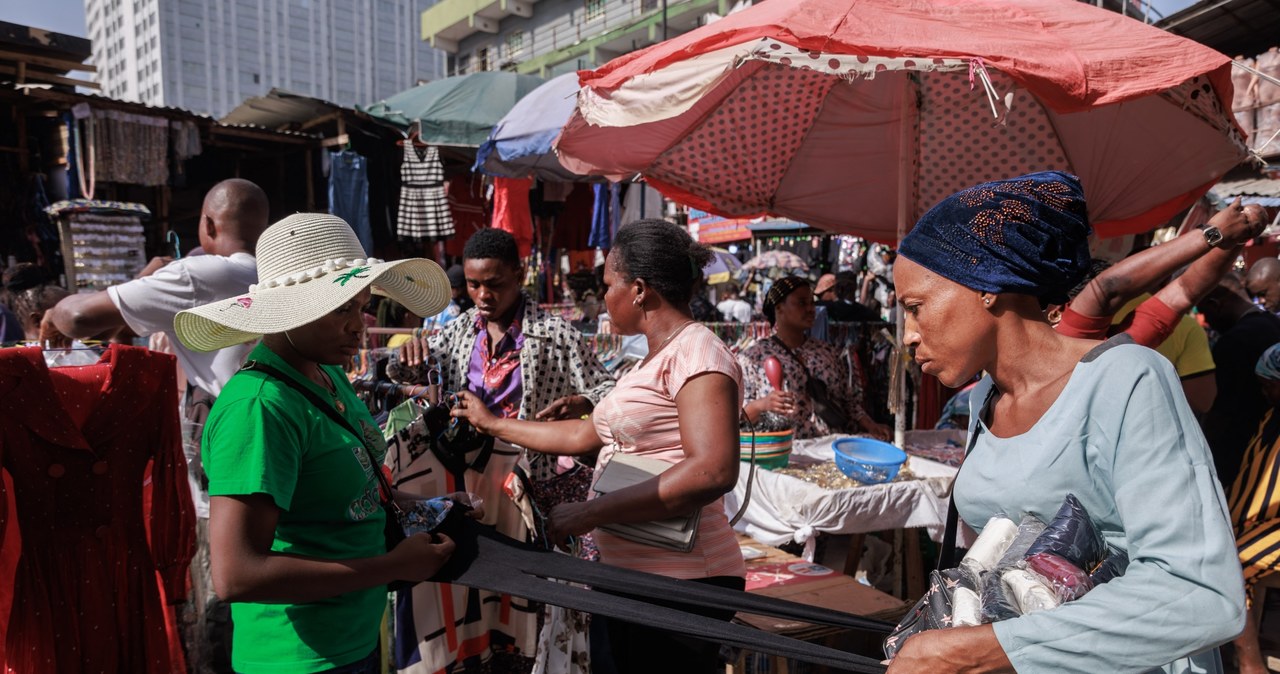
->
xmin=6 ymin=164 xmax=1280 ymax=674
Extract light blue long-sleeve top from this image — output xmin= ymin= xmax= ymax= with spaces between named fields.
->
xmin=957 ymin=339 xmax=1246 ymax=674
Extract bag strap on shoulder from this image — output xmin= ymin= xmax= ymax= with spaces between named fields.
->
xmin=242 ymin=360 xmax=397 ymax=508
xmin=937 ymin=384 xmax=997 ymax=570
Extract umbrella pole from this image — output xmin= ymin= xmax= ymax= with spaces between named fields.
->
xmin=893 ymin=75 xmax=917 ymax=448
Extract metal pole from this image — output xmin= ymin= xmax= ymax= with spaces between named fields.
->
xmin=662 ymin=0 xmax=668 ymax=41
xmin=893 ymin=73 xmax=915 ymax=449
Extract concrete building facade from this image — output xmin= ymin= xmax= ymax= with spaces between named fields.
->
xmin=420 ymin=0 xmax=737 ymax=78
xmin=86 ymin=0 xmax=449 ymax=118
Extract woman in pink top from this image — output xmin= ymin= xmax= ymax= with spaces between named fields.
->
xmin=453 ymin=219 xmax=745 ymax=674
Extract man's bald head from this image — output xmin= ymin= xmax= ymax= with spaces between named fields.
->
xmin=1247 ymin=258 xmax=1280 ymax=312
xmin=199 ymin=179 xmax=269 ymax=256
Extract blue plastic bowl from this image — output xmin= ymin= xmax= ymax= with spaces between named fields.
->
xmin=832 ymin=438 xmax=907 ymax=484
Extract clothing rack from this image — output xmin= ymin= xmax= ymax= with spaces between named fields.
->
xmin=700 ymin=321 xmax=773 ymax=346
xmin=362 ymin=326 xmax=437 ymax=350
xmin=538 ymin=302 xmax=582 ymax=322
xmin=698 ymin=320 xmax=895 ymax=425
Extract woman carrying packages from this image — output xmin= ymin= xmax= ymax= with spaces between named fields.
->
xmin=886 ymin=172 xmax=1244 ymax=674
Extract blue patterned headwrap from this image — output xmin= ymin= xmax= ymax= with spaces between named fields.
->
xmin=899 ymin=171 xmax=1092 ymax=305
xmin=1256 ymin=343 xmax=1280 ymax=381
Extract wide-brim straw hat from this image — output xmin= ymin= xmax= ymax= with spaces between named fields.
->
xmin=174 ymin=213 xmax=449 ymax=352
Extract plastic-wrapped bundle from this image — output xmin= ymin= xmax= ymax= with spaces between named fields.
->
xmin=980 ymin=514 xmax=1046 ymax=623
xmin=1089 ymin=545 xmax=1130 ymax=585
xmin=887 ymin=495 xmax=1127 ymax=661
xmin=1025 ymin=552 xmax=1093 ymax=601
xmin=952 ymin=577 xmax=984 ymax=627
xmin=960 ymin=515 xmax=1020 ymax=577
xmin=995 ymin=514 xmax=1047 ymax=569
xmin=1001 ymin=567 xmax=1061 ymax=614
xmin=979 ymin=568 xmax=1021 ymax=622
xmin=1025 ymin=494 xmax=1107 ymax=572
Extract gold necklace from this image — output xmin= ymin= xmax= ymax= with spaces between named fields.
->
xmin=642 ymin=320 xmax=695 ymax=366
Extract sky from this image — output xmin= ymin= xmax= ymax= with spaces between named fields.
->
xmin=2 ymin=0 xmax=88 ymax=37
xmin=1 ymin=0 xmax=1207 ymax=40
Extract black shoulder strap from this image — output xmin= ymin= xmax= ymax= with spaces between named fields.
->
xmin=241 ymin=360 xmax=396 ymax=506
xmin=937 ymin=383 xmax=996 ymax=570
xmin=769 ymin=334 xmax=811 ymax=379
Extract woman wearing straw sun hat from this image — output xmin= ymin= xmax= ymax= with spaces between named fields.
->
xmin=174 ymin=213 xmax=457 ymax=674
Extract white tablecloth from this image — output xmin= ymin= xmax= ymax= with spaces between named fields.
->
xmin=725 ymin=435 xmax=975 ymax=559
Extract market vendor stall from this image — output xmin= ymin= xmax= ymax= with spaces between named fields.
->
xmin=725 ymin=434 xmax=973 ymax=563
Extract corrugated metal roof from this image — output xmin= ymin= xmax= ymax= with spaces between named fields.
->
xmin=2 ymin=84 xmax=319 ymax=141
xmin=1210 ymin=176 xmax=1280 ymax=206
xmin=220 ymin=88 xmax=347 ymax=129
xmin=1157 ymin=0 xmax=1280 ymax=59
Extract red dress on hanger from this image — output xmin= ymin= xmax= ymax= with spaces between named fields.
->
xmin=0 ymin=345 xmax=195 ymax=673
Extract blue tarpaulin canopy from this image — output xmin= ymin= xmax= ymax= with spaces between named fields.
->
xmin=474 ymin=72 xmax=584 ymax=180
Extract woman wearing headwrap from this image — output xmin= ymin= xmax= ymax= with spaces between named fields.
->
xmin=737 ymin=275 xmax=890 ymax=440
xmin=1226 ymin=343 xmax=1280 ymax=674
xmin=887 ymin=171 xmax=1244 ymax=674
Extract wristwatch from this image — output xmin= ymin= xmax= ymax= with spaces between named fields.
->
xmin=1202 ymin=225 xmax=1224 ymax=249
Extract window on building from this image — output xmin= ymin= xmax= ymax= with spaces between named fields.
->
xmin=584 ymin=0 xmax=605 ymax=21
xmin=476 ymin=47 xmax=490 ymax=72
xmin=505 ymin=31 xmax=525 ymax=59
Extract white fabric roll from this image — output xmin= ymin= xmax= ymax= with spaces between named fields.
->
xmin=1002 ymin=568 xmax=1062 ymax=615
xmin=952 ymin=587 xmax=984 ymax=626
xmin=960 ymin=516 xmax=1020 ymax=576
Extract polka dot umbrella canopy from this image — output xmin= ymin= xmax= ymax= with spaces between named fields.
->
xmin=555 ymin=0 xmax=1252 ymax=243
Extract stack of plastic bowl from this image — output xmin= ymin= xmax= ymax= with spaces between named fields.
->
xmin=740 ymin=428 xmax=793 ymax=469
xmin=832 ymin=437 xmax=907 ymax=484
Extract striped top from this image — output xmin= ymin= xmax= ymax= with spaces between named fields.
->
xmin=590 ymin=323 xmax=747 ymax=580
xmin=1227 ymin=408 xmax=1280 ymax=595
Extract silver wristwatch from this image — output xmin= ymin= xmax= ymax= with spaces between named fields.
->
xmin=1202 ymin=225 xmax=1224 ymax=249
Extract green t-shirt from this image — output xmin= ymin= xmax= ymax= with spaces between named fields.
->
xmin=203 ymin=343 xmax=388 ymax=673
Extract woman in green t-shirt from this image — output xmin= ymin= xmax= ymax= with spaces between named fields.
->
xmin=175 ymin=213 xmax=458 ymax=674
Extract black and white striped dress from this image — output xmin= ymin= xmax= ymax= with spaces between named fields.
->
xmin=397 ymin=143 xmax=454 ymax=241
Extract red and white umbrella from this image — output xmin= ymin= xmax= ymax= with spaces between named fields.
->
xmin=555 ymin=0 xmax=1250 ymax=243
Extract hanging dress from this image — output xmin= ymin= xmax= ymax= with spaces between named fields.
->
xmin=0 ymin=345 xmax=195 ymax=674
xmin=398 ymin=143 xmax=455 ymax=242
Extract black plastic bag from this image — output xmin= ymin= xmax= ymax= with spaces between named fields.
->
xmin=1089 ymin=545 xmax=1130 ymax=585
xmin=1025 ymin=494 xmax=1107 ymax=572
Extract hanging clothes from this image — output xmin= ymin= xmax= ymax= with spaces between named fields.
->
xmin=589 ymin=183 xmax=621 ymax=249
xmin=397 ymin=143 xmax=454 ymax=242
xmin=619 ymin=183 xmax=664 ymax=225
xmin=385 ymin=420 xmax=538 ymax=674
xmin=0 ymin=345 xmax=195 ymax=674
xmin=87 ymin=109 xmax=170 ymax=187
xmin=492 ymin=177 xmax=534 ymax=258
xmin=329 ymin=150 xmax=374 ymax=255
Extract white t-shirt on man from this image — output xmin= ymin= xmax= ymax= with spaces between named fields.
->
xmin=108 ymin=252 xmax=258 ymax=397
xmin=717 ymin=298 xmax=753 ymax=323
